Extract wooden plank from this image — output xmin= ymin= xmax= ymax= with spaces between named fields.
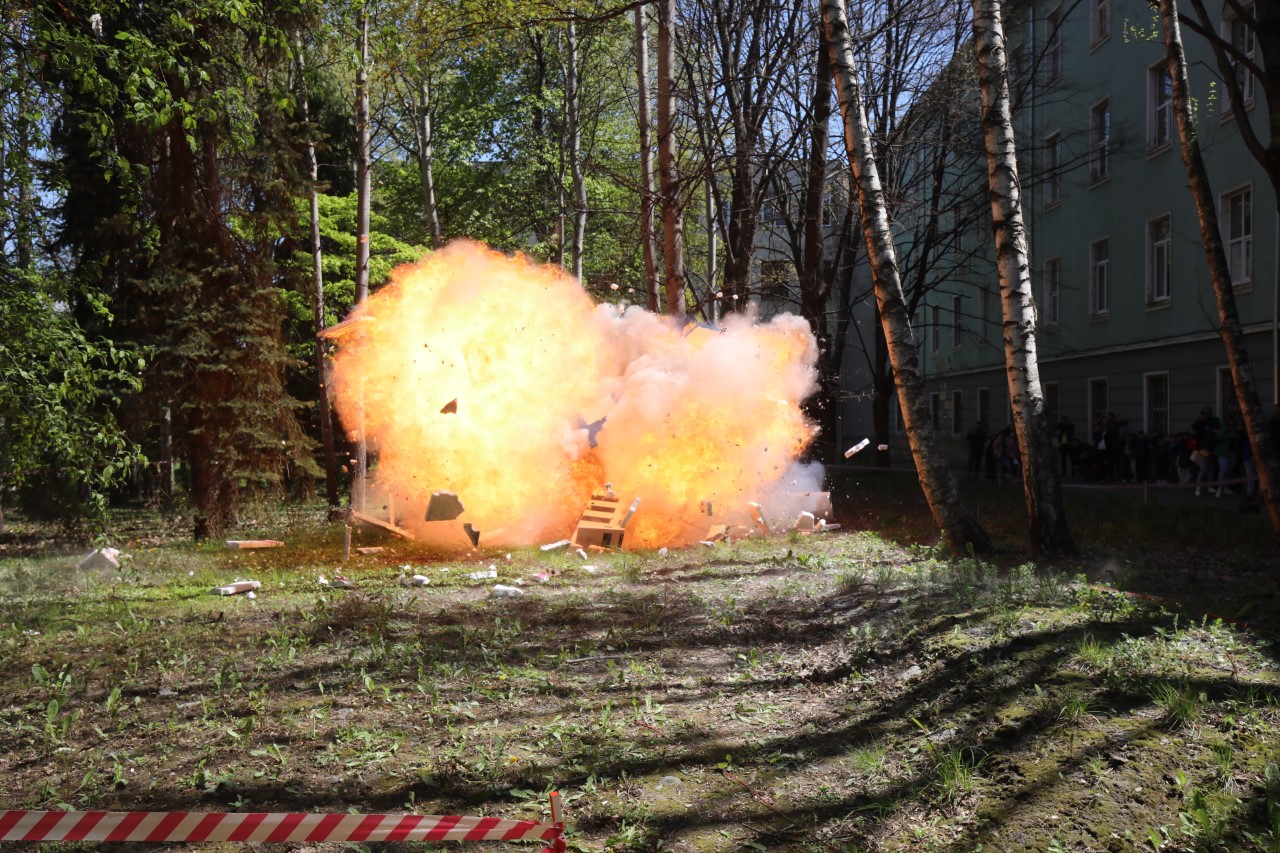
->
xmin=350 ymin=509 xmax=415 ymax=540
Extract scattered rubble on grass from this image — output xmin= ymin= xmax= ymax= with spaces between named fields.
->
xmin=319 ymin=575 xmax=354 ymax=589
xmin=225 ymin=540 xmax=284 ymax=549
xmin=212 ymin=580 xmax=260 ymax=596
xmin=541 ymin=539 xmax=571 ymax=552
xmin=490 ymin=584 xmax=524 ymax=598
xmin=355 ymin=546 xmax=384 ymax=555
xmin=467 ymin=568 xmax=498 ymax=581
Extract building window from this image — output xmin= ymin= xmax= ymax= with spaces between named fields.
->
xmin=930 ymin=392 xmax=940 ymax=430
xmin=1044 ymin=382 xmax=1061 ymax=427
xmin=759 ymin=259 xmax=792 ymax=301
xmin=1043 ymin=257 xmax=1061 ymax=327
xmin=1090 ymin=100 xmax=1110 ymax=182
xmin=1088 ymin=378 xmax=1109 ymax=433
xmin=1089 ymin=238 xmax=1109 ymax=317
xmin=1091 ymin=0 xmax=1110 ymax=46
xmin=1045 ymin=132 xmax=1061 ymax=206
xmin=952 ymin=294 xmax=963 ymax=347
xmin=1145 ymin=373 xmax=1169 ymax=436
xmin=822 ymin=190 xmax=834 ymax=228
xmin=1218 ymin=366 xmax=1241 ymax=424
xmin=1046 ymin=7 xmax=1063 ymax=82
xmin=952 ymin=390 xmax=963 ymax=435
xmin=977 ymin=388 xmax=990 ymax=428
xmin=1148 ymin=63 xmax=1172 ymax=149
xmin=931 ymin=304 xmax=941 ymax=353
xmin=1009 ymin=45 xmax=1024 ymax=106
xmin=1223 ymin=4 xmax=1256 ymax=109
xmin=1222 ymin=185 xmax=1252 ymax=287
xmin=1146 ymin=215 xmax=1171 ymax=303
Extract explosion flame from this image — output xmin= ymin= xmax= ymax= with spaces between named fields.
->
xmin=329 ymin=240 xmax=820 ymax=548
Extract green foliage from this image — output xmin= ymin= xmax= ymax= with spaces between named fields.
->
xmin=0 ymin=268 xmax=141 ymax=519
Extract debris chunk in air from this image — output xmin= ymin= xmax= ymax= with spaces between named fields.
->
xmin=747 ymin=502 xmax=771 ymax=534
xmin=79 ymin=547 xmax=121 ymax=572
xmin=705 ymin=524 xmax=728 ymax=543
xmin=225 ymin=540 xmax=284 ymax=549
xmin=211 ymin=580 xmax=261 ymax=596
xmin=463 ymin=522 xmax=481 ymax=547
xmin=425 ymin=490 xmax=465 ymax=521
xmin=440 ymin=398 xmax=458 ymax=414
xmin=844 ymin=438 xmax=871 ymax=458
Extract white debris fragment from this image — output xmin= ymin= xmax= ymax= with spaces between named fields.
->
xmin=541 ymin=539 xmax=572 ymax=552
xmin=79 ymin=548 xmax=121 ymax=572
xmin=211 ymin=580 xmax=261 ymax=596
xmin=844 ymin=438 xmax=871 ymax=458
xmin=575 ymin=548 xmax=589 ymax=560
xmin=490 ymin=584 xmax=524 ymax=598
xmin=467 ymin=569 xmax=498 ymax=580
xmin=658 ymin=547 xmax=669 ymax=556
xmin=877 ymin=444 xmax=889 ymax=452
xmin=224 ymin=540 xmax=284 ymax=549
xmin=246 ymin=591 xmax=257 ymax=600
xmin=795 ymin=511 xmax=816 ymax=531
xmin=400 ymin=574 xmax=431 ymax=587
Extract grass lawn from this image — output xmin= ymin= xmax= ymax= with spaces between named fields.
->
xmin=1 ymin=475 xmax=1279 ymax=851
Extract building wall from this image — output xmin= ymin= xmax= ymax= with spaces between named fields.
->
xmin=916 ymin=0 xmax=1278 ymax=460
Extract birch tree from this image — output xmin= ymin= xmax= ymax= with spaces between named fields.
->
xmin=1159 ymin=0 xmax=1280 ymax=541
xmin=297 ymin=32 xmax=340 ymax=512
xmin=636 ymin=5 xmax=660 ymax=311
xmin=822 ymin=0 xmax=990 ymax=554
xmin=972 ymin=0 xmax=1073 ymax=553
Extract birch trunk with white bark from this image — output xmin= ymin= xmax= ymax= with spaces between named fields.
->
xmin=1160 ymin=0 xmax=1280 ymax=541
xmin=352 ymin=1 xmax=371 ymax=511
xmin=296 ymin=32 xmax=339 ymax=512
xmin=635 ymin=5 xmax=660 ymax=311
xmin=566 ymin=20 xmax=587 ymax=281
xmin=973 ymin=0 xmax=1074 ymax=553
xmin=822 ymin=0 xmax=990 ymax=554
xmin=417 ymin=75 xmax=442 ymax=250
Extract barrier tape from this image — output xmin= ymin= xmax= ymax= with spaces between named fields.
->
xmin=0 ymin=792 xmax=566 ymax=849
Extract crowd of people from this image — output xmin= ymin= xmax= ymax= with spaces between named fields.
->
xmin=962 ymin=407 xmax=1280 ymax=497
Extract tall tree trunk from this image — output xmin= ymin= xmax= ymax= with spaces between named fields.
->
xmin=823 ymin=0 xmax=990 ymax=553
xmin=566 ymin=20 xmax=587 ymax=280
xmin=159 ymin=405 xmax=174 ymax=505
xmin=296 ymin=31 xmax=339 ymax=512
xmin=973 ymin=0 xmax=1074 ymax=553
xmin=1161 ymin=0 xmax=1280 ymax=540
xmin=417 ymin=74 xmax=442 ymax=250
xmin=635 ymin=5 xmax=660 ymax=311
xmin=802 ymin=21 xmax=835 ymax=460
xmin=721 ymin=149 xmax=757 ymax=309
xmin=656 ymin=0 xmax=685 ymax=318
xmin=352 ymin=0 xmax=371 ymax=512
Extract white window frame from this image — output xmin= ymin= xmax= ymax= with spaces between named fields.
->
xmin=1045 ymin=132 xmax=1062 ymax=206
xmin=1222 ymin=4 xmax=1257 ymax=111
xmin=1221 ymin=184 xmax=1253 ymax=288
xmin=1043 ymin=256 xmax=1061 ymax=327
xmin=1148 ymin=62 xmax=1172 ymax=150
xmin=1146 ymin=214 xmax=1172 ymax=304
xmin=1046 ymin=7 xmax=1063 ymax=82
xmin=1089 ymin=238 xmax=1110 ymax=318
xmin=1091 ymin=0 xmax=1111 ymax=47
xmin=1090 ymin=99 xmax=1110 ymax=183
xmin=1143 ymin=371 xmax=1170 ymax=436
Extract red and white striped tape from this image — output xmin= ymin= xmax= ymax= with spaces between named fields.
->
xmin=0 ymin=792 xmax=566 ymax=849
